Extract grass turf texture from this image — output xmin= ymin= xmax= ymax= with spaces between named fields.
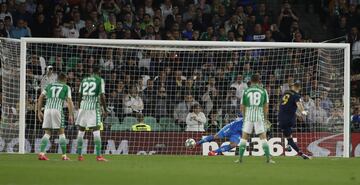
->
xmin=0 ymin=154 xmax=359 ymax=185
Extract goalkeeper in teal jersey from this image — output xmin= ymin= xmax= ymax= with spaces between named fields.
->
xmin=37 ymin=73 xmax=74 ymax=161
xmin=75 ymin=67 xmax=108 ymax=162
xmin=238 ymin=74 xmax=274 ymax=164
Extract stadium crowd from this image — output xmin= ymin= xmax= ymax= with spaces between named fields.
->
xmin=0 ymin=0 xmax=359 ymax=132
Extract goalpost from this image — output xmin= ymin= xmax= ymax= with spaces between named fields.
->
xmin=0 ymin=38 xmax=350 ymax=157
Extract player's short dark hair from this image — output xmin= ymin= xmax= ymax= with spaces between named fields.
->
xmin=58 ymin=73 xmax=67 ymax=82
xmin=251 ymin=74 xmax=261 ymax=83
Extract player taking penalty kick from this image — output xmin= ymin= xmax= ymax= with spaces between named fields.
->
xmin=279 ymin=82 xmax=311 ymax=159
xmin=238 ymin=74 xmax=274 ymax=164
xmin=75 ymin=67 xmax=108 ymax=161
xmin=37 ymin=73 xmax=74 ymax=160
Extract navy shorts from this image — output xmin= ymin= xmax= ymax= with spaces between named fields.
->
xmin=279 ymin=119 xmax=295 ymax=137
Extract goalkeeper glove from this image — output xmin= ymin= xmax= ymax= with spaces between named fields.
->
xmin=301 ymin=111 xmax=308 ymax=116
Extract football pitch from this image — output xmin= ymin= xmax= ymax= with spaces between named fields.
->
xmin=0 ymin=154 xmax=359 ymax=185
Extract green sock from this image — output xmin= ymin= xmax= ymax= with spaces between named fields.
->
xmin=239 ymin=140 xmax=247 ymax=160
xmin=40 ymin=134 xmax=50 ymax=153
xmin=93 ymin=130 xmax=102 ymax=156
xmin=59 ymin=134 xmax=67 ymax=155
xmin=262 ymin=140 xmax=270 ymax=161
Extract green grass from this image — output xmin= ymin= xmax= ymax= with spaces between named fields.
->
xmin=0 ymin=154 xmax=359 ymax=185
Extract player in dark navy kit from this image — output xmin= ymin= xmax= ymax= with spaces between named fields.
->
xmin=278 ymin=82 xmax=311 ymax=159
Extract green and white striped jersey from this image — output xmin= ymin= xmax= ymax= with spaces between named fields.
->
xmin=79 ymin=75 xmax=105 ymax=110
xmin=241 ymin=84 xmax=269 ymax=122
xmin=42 ymin=82 xmax=71 ymax=111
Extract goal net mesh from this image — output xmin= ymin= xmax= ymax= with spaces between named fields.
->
xmin=0 ymin=39 xmax=346 ymax=156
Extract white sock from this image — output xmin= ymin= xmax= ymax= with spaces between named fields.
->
xmin=77 ymin=131 xmax=85 ymax=139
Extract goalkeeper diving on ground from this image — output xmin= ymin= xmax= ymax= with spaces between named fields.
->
xmin=195 ymin=116 xmax=244 ymax=156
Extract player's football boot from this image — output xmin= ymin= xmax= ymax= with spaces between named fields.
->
xmin=285 ymin=144 xmax=292 ymax=152
xmin=300 ymin=153 xmax=311 ymax=160
xmin=208 ymin=151 xmax=217 ymax=156
xmin=38 ymin=154 xmax=49 ymax=161
xmin=62 ymin=155 xmax=70 ymax=161
xmin=266 ymin=159 xmax=276 ymax=164
xmin=96 ymin=156 xmax=108 ymax=162
xmin=78 ymin=155 xmax=85 ymax=161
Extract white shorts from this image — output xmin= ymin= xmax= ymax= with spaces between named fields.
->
xmin=42 ymin=109 xmax=64 ymax=129
xmin=76 ymin=109 xmax=101 ymax=128
xmin=243 ymin=121 xmax=266 ymax=135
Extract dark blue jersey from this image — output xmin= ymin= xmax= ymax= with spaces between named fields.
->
xmin=278 ymin=90 xmax=301 ymax=122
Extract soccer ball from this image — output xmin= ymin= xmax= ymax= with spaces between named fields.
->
xmin=185 ymin=138 xmax=196 ymax=148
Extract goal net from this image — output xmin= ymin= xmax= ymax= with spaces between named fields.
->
xmin=0 ymin=38 xmax=350 ymax=157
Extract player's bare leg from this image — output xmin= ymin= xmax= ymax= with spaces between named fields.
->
xmin=259 ymin=132 xmax=275 ymax=164
xmin=39 ymin=129 xmax=51 ymax=160
xmin=59 ymin=128 xmax=70 ymax=160
xmin=76 ymin=126 xmax=86 ymax=161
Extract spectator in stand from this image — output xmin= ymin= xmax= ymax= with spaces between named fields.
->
xmin=72 ymin=11 xmax=85 ymax=31
xmin=182 ymin=20 xmax=193 ymax=40
xmin=352 ymin=106 xmax=360 ymax=131
xmin=140 ymin=14 xmax=153 ymax=31
xmin=277 ymin=2 xmax=298 ymax=38
xmin=207 ymin=110 xmax=220 ymax=132
xmin=182 ymin=3 xmax=196 ymax=22
xmin=79 ymin=19 xmax=96 ymax=38
xmin=154 ymin=86 xmax=169 ymax=119
xmin=0 ymin=19 xmax=8 ymax=37
xmin=335 ymin=16 xmax=348 ymax=38
xmin=144 ymin=0 xmax=155 ymax=18
xmin=123 ymin=86 xmax=144 ymax=117
xmin=97 ymin=0 xmax=120 ymax=21
xmin=230 ymin=74 xmax=248 ymax=101
xmin=104 ymin=12 xmax=116 ymax=33
xmin=246 ymin=23 xmax=265 ymax=41
xmin=31 ymin=13 xmax=50 ymax=37
xmin=309 ymin=97 xmax=328 ymax=128
xmin=174 ymin=94 xmax=199 ymax=129
xmin=62 ymin=20 xmax=79 ymax=38
xmin=10 ymin=18 xmax=31 ymax=38
xmin=200 ymin=26 xmax=214 ymax=41
xmin=13 ymin=2 xmax=32 ymax=25
xmin=4 ymin=15 xmax=12 ymax=33
xmin=320 ymin=91 xmax=333 ymax=114
xmin=0 ymin=3 xmax=12 ymax=24
xmin=349 ymin=26 xmax=360 ymax=73
xmin=99 ymin=48 xmax=114 ymax=71
xmin=160 ymin=0 xmax=172 ymax=19
xmin=224 ymin=14 xmax=239 ymax=33
xmin=326 ymin=109 xmax=344 ymax=133
xmin=185 ymin=103 xmax=206 ymax=132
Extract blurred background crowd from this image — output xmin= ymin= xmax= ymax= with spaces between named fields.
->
xmin=0 ymin=0 xmax=359 ymax=133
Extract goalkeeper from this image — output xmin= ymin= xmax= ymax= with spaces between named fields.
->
xmin=196 ymin=117 xmax=243 ymax=156
xmin=278 ymin=81 xmax=311 ymax=159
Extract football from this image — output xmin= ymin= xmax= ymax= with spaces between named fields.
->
xmin=185 ymin=138 xmax=196 ymax=148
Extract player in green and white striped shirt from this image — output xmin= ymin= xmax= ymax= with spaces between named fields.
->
xmin=37 ymin=73 xmax=74 ymax=161
xmin=75 ymin=67 xmax=108 ymax=162
xmin=237 ymin=74 xmax=274 ymax=164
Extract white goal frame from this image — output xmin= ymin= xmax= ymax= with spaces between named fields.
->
xmin=18 ymin=38 xmax=351 ymax=157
